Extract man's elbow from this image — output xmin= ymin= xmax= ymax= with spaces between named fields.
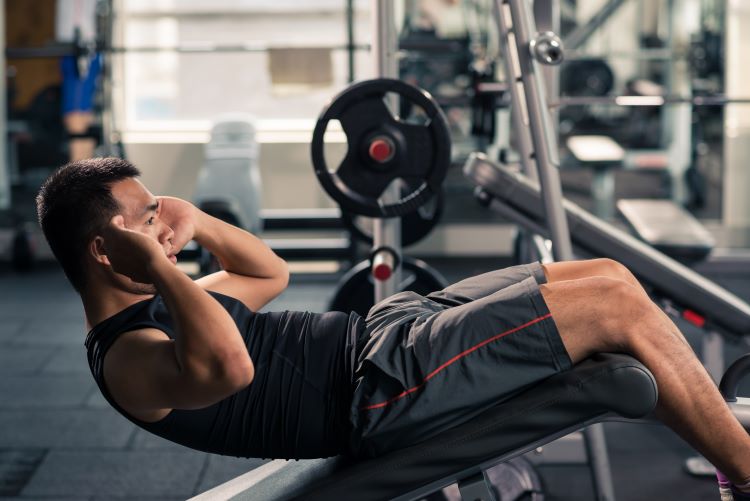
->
xmin=276 ymin=258 xmax=290 ymax=289
xmin=178 ymin=352 xmax=254 ymax=407
xmin=268 ymin=259 xmax=290 ymax=299
xmin=222 ymin=352 xmax=255 ymax=392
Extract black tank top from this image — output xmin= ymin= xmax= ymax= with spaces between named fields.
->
xmin=85 ymin=291 xmax=364 ymax=459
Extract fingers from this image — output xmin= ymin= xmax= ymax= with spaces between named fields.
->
xmin=155 ymin=197 xmax=196 ymax=251
xmin=110 ymin=215 xmax=125 ymax=228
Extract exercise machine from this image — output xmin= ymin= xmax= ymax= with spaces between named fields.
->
xmin=311 ymin=1 xmax=450 ymax=317
xmin=194 ymin=115 xmax=263 ymax=235
xmin=311 ymin=78 xmax=450 ymax=317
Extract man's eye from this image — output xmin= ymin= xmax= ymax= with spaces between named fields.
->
xmin=146 ymin=217 xmax=154 ymax=225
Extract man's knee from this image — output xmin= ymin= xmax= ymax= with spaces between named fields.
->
xmin=590 ymin=258 xmax=639 ymax=288
xmin=586 ymin=276 xmax=653 ymax=350
xmin=542 ymin=276 xmax=651 ymax=355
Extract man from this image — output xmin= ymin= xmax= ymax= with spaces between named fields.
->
xmin=37 ymin=157 xmax=750 ymax=499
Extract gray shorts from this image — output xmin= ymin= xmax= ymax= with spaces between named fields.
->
xmin=347 ymin=262 xmax=572 ymax=458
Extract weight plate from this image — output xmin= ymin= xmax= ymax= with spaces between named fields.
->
xmin=311 ymin=78 xmax=451 ymax=218
xmin=329 ymin=257 xmax=448 ymax=317
xmin=343 ymin=188 xmax=443 ymax=247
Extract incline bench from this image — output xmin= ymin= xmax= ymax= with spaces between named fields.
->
xmin=192 ymin=354 xmax=657 ymax=500
xmin=192 ymin=153 xmax=750 ymax=500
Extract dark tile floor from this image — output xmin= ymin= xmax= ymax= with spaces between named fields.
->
xmin=0 ymin=259 xmax=746 ymax=500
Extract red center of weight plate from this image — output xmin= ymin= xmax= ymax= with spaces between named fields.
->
xmin=372 ymin=263 xmax=393 ymax=281
xmin=369 ymin=138 xmax=393 ymax=163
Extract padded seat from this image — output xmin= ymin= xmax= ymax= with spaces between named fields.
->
xmin=193 ymin=353 xmax=657 ymax=501
xmin=617 ymin=199 xmax=715 ymax=262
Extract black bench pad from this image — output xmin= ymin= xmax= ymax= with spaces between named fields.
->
xmin=197 ymin=354 xmax=656 ymax=501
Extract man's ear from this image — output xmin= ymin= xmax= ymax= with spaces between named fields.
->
xmin=90 ymin=236 xmax=111 ymax=266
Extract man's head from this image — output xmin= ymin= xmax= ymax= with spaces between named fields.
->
xmin=36 ymin=157 xmax=147 ymax=293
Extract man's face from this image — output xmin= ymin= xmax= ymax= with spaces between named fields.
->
xmin=105 ymin=178 xmax=176 ymax=293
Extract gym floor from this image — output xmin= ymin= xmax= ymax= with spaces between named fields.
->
xmin=0 ymin=257 xmax=747 ymax=500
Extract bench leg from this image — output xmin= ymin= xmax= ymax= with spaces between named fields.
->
xmin=585 ymin=424 xmax=616 ymax=501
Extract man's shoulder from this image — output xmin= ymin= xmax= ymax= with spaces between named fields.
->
xmin=106 ymin=327 xmax=171 ymax=357
xmin=85 ymin=296 xmax=166 ymax=351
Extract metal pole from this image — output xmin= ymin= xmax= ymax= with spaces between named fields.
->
xmin=551 ymin=95 xmax=750 ymax=106
xmin=0 ymin=0 xmax=8 ymax=211
xmin=97 ymin=0 xmax=117 ymax=156
xmin=563 ymin=0 xmax=628 ymax=50
xmin=493 ymin=1 xmax=536 ymax=182
xmin=5 ymin=43 xmax=371 ymax=58
xmin=723 ymin=0 xmax=750 ymax=227
xmin=497 ymin=0 xmax=573 ymax=261
xmin=534 ymin=0 xmax=560 ymax=128
xmin=372 ymin=0 xmax=401 ymax=302
xmin=346 ymin=0 xmax=355 ymax=83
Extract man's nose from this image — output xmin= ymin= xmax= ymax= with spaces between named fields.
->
xmin=161 ymin=223 xmax=175 ymax=244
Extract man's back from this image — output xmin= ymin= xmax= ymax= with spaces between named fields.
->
xmin=87 ymin=290 xmax=362 ymax=459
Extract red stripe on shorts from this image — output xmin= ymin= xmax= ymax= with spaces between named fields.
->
xmin=360 ymin=313 xmax=553 ymax=411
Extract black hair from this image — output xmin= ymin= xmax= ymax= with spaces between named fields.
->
xmin=36 ymin=157 xmax=141 ymax=292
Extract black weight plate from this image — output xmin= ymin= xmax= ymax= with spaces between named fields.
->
xmin=329 ymin=257 xmax=448 ymax=317
xmin=560 ymin=59 xmax=614 ymax=97
xmin=311 ymin=78 xmax=451 ymax=218
xmin=342 ymin=188 xmax=443 ymax=247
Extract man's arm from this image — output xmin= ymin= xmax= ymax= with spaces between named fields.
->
xmin=158 ymin=197 xmax=289 ymax=312
xmin=101 ymin=217 xmax=254 ymax=419
xmin=194 ymin=211 xmax=289 ymax=311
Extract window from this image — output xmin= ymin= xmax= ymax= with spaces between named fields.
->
xmin=113 ymin=0 xmax=372 ymax=133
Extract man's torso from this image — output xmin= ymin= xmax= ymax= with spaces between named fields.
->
xmin=85 ymin=291 xmax=363 ymax=459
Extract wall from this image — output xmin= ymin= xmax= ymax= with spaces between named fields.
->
xmin=6 ymin=0 xmax=60 ymax=109
xmin=723 ymin=0 xmax=750 ymax=227
xmin=123 ymin=139 xmax=340 ymax=209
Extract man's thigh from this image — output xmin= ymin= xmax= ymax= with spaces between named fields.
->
xmin=351 ymin=273 xmax=570 ymax=457
xmin=426 ymin=262 xmax=546 ymax=307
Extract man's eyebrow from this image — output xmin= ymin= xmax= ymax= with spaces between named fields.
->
xmin=142 ymin=200 xmax=159 ymax=216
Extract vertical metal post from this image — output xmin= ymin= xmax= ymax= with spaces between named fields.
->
xmin=494 ymin=1 xmax=615 ymax=499
xmin=372 ymin=0 xmax=401 ymax=302
xmin=663 ymin=0 xmax=692 ymax=205
xmin=498 ymin=0 xmax=572 ymax=261
xmin=724 ymin=0 xmax=750 ymax=227
xmin=346 ymin=0 xmax=355 ymax=83
xmin=97 ymin=0 xmax=119 ymax=157
xmin=534 ymin=0 xmax=560 ymax=127
xmin=703 ymin=330 xmax=725 ymax=383
xmin=498 ymin=14 xmax=537 ymax=180
xmin=0 ymin=0 xmax=9 ymax=211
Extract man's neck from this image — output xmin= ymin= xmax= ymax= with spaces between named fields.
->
xmin=82 ymin=283 xmax=154 ymax=330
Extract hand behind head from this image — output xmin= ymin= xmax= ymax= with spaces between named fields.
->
xmin=156 ymin=196 xmax=197 ymax=254
xmin=102 ymin=215 xmax=167 ymax=283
